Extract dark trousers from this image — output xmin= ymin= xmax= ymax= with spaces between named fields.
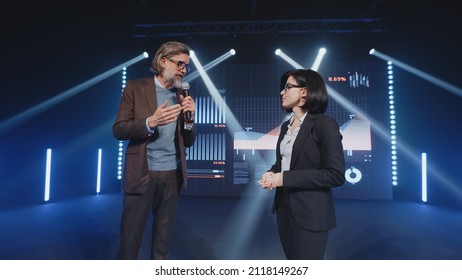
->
xmin=117 ymin=169 xmax=181 ymax=260
xmin=276 ymin=192 xmax=329 ymax=260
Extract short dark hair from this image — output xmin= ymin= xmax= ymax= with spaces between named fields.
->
xmin=280 ymin=69 xmax=329 ymax=114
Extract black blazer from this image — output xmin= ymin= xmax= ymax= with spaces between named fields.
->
xmin=270 ymin=113 xmax=345 ymax=231
xmin=112 ymin=76 xmax=196 ymax=194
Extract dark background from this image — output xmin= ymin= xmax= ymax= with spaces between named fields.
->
xmin=2 ymin=0 xmax=461 ymax=209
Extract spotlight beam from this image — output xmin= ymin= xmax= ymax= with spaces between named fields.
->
xmin=275 ymin=49 xmax=303 ymax=69
xmin=311 ymin=48 xmax=327 ymax=71
xmin=185 ymin=49 xmax=235 ymax=83
xmin=0 ymin=52 xmax=148 ymax=134
xmin=276 ymin=47 xmax=327 ymax=72
xmin=370 ymin=49 xmax=462 ymax=98
xmin=189 ymin=51 xmax=242 ymax=133
xmin=329 ymin=86 xmax=462 ymax=198
xmin=190 ymin=51 xmax=271 ymax=259
xmin=327 ymin=85 xmax=390 ymax=141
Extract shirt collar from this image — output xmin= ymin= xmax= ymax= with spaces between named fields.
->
xmin=154 ymin=75 xmax=175 ymax=91
xmin=299 ymin=112 xmax=308 ymax=123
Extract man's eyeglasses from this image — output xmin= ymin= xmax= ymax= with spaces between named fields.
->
xmin=283 ymin=83 xmax=305 ymax=93
xmin=167 ymin=58 xmax=190 ymax=72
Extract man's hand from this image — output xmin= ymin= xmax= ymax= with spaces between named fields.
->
xmin=147 ymin=101 xmax=182 ymax=127
xmin=180 ymin=94 xmax=196 ymax=121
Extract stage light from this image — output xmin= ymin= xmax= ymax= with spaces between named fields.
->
xmin=185 ymin=49 xmax=236 ymax=83
xmin=275 ymin=48 xmax=327 ymax=71
xmin=96 ymin=149 xmax=102 ymax=194
xmin=188 ymin=52 xmax=235 ymax=128
xmin=274 ymin=49 xmax=303 ymax=69
xmin=371 ymin=49 xmax=462 ymax=200
xmin=117 ymin=142 xmax=123 ymax=180
xmin=370 ymin=48 xmax=462 ymax=98
xmin=387 ymin=62 xmax=399 ymax=186
xmin=0 ymin=52 xmax=149 ymax=135
xmin=422 ymin=153 xmax=427 ymax=202
xmin=44 ymin=149 xmax=52 ymax=202
xmin=311 ymin=48 xmax=327 ymax=71
xmin=117 ymin=68 xmax=127 ymax=180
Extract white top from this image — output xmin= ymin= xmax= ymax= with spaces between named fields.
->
xmin=280 ymin=112 xmax=307 ymax=172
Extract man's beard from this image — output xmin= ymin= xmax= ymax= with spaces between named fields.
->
xmin=165 ymin=72 xmax=182 ymax=89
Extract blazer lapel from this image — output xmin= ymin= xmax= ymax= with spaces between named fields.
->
xmin=279 ymin=121 xmax=289 ymax=143
xmin=145 ymin=77 xmax=157 ymax=114
xmin=290 ymin=115 xmax=314 ymax=168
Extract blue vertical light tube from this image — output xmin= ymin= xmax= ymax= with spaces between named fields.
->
xmin=421 ymin=152 xmax=427 ymax=202
xmin=96 ymin=148 xmax=102 ymax=194
xmin=44 ymin=148 xmax=52 ymax=201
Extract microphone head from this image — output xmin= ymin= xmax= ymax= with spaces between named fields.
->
xmin=181 ymin=81 xmax=190 ymax=90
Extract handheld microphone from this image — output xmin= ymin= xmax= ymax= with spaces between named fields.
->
xmin=180 ymin=82 xmax=192 ymax=122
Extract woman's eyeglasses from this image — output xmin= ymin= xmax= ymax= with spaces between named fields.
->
xmin=283 ymin=83 xmax=305 ymax=93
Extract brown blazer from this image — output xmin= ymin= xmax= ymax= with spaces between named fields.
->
xmin=112 ymin=76 xmax=196 ymax=194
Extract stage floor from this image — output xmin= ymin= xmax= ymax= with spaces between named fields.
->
xmin=1 ymin=193 xmax=461 ymax=260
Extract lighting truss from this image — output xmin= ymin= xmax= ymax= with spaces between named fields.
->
xmin=131 ymin=18 xmax=389 ymax=37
